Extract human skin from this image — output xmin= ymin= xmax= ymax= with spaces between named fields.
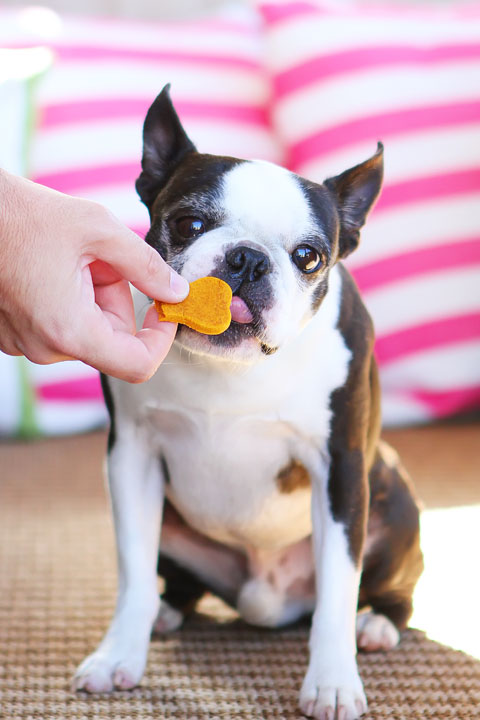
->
xmin=0 ymin=169 xmax=189 ymax=383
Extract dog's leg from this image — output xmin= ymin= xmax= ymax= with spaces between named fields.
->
xmin=356 ymin=610 xmax=400 ymax=652
xmin=154 ymin=500 xmax=248 ymax=632
xmin=299 ymin=473 xmax=367 ymax=720
xmin=73 ymin=427 xmax=163 ymax=692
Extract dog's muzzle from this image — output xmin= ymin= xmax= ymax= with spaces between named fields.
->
xmin=224 ymin=246 xmax=271 ymax=325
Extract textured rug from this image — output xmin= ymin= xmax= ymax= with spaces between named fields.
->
xmin=1 ymin=431 xmax=480 ymax=720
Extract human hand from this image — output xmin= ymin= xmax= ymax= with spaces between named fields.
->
xmin=0 ymin=169 xmax=189 ymax=382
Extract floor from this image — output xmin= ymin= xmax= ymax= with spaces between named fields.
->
xmin=0 ymin=421 xmax=479 ymax=719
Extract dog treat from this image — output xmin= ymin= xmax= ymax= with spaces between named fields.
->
xmin=155 ymin=276 xmax=232 ymax=335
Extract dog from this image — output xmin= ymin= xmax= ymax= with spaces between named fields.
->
xmin=73 ymin=86 xmax=423 ymax=720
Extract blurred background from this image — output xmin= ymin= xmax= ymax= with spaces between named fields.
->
xmin=0 ymin=0 xmax=479 ymax=711
xmin=1 ymin=0 xmax=479 ymax=434
xmin=2 ymin=0 xmax=231 ymax=19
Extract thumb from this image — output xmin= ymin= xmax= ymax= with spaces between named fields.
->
xmin=94 ymin=222 xmax=189 ymax=302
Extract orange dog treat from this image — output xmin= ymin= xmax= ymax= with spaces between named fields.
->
xmin=154 ymin=276 xmax=232 ymax=335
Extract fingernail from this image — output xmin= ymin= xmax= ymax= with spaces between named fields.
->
xmin=169 ymin=270 xmax=190 ymax=298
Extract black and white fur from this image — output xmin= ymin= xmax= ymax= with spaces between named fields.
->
xmin=73 ymin=87 xmax=423 ymax=720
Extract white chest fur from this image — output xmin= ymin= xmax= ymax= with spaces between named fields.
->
xmin=111 ymin=266 xmax=351 ymax=552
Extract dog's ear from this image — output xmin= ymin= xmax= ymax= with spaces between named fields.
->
xmin=136 ymin=84 xmax=196 ymax=210
xmin=324 ymin=143 xmax=384 ymax=259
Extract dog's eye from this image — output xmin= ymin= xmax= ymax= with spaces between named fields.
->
xmin=176 ymin=216 xmax=205 ymax=239
xmin=292 ymin=246 xmax=324 ymax=273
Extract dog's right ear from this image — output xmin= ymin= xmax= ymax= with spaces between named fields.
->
xmin=136 ymin=84 xmax=196 ymax=210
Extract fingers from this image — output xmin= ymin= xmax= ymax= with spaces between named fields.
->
xmin=93 ymin=277 xmax=137 ymax=335
xmin=73 ymin=304 xmax=177 ymax=383
xmin=93 ymin=220 xmax=189 ymax=303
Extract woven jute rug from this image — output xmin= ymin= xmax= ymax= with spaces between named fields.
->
xmin=1 ymin=432 xmax=480 ymax=720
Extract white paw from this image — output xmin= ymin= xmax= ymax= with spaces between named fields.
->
xmin=356 ymin=610 xmax=400 ymax=652
xmin=72 ymin=644 xmax=148 ymax=693
xmin=299 ymin=662 xmax=367 ymax=720
xmin=152 ymin=599 xmax=184 ymax=634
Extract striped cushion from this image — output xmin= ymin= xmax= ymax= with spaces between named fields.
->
xmin=260 ymin=1 xmax=480 ymax=426
xmin=2 ymin=7 xmax=281 ymax=237
xmin=0 ymin=7 xmax=280 ymax=436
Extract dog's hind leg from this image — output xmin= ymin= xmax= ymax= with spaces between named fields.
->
xmin=358 ymin=441 xmax=424 ymax=651
xmin=154 ymin=554 xmax=207 ymax=633
xmin=154 ymin=500 xmax=248 ymax=631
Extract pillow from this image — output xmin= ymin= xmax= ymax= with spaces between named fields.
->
xmin=260 ymin=1 xmax=480 ymax=426
xmin=2 ymin=6 xmax=281 ymax=237
xmin=0 ymin=6 xmax=280 ymax=436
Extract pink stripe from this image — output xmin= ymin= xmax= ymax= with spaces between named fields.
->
xmin=261 ymin=1 xmax=480 ymax=25
xmin=375 ymin=168 xmax=480 ymax=213
xmin=375 ymin=313 xmax=480 ymax=365
xmin=49 ymin=44 xmax=260 ymax=71
xmin=411 ymin=385 xmax=480 ymax=417
xmin=275 ymin=44 xmax=480 ymax=98
xmin=37 ymin=376 xmax=103 ymax=402
xmin=33 ymin=162 xmax=140 ymax=194
xmin=289 ymin=100 xmax=480 ymax=168
xmin=260 ymin=2 xmax=320 ymax=24
xmin=352 ymin=238 xmax=480 ymax=292
xmin=41 ymin=99 xmax=269 ymax=129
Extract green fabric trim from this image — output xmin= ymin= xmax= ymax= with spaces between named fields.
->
xmin=17 ymin=358 xmax=39 ymax=438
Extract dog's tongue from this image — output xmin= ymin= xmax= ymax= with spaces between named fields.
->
xmin=230 ymin=296 xmax=253 ymax=324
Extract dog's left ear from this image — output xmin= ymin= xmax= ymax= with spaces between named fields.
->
xmin=324 ymin=143 xmax=384 ymax=259
xmin=136 ymin=84 xmax=196 ymax=210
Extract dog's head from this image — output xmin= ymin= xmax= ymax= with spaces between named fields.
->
xmin=136 ymin=86 xmax=383 ymax=363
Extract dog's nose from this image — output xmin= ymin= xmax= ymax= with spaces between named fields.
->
xmin=225 ymin=246 xmax=271 ymax=282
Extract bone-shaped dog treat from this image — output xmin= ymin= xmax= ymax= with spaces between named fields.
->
xmin=154 ymin=276 xmax=232 ymax=335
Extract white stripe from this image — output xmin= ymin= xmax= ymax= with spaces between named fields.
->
xmin=48 ymin=18 xmax=262 ymax=58
xmin=0 ymin=11 xmax=261 ymax=58
xmin=31 ymin=121 xmax=281 ymax=176
xmin=343 ymin=194 xmax=480 ymax=267
xmin=179 ymin=122 xmax=283 ymax=163
xmin=0 ymin=354 xmax=22 ymax=434
xmin=79 ymin=187 xmax=149 ymax=228
xmin=380 ymin=391 xmax=431 ymax=427
xmin=297 ymin=124 xmax=480 ymax=187
xmin=32 ymin=120 xmax=144 ymax=173
xmin=0 ymin=80 xmax=28 ymax=175
xmin=35 ymin=401 xmax=107 ymax=435
xmin=274 ymin=62 xmax=480 ymax=144
xmin=29 ymin=360 xmax=102 ymax=383
xmin=36 ymin=63 xmax=269 ymax=105
xmin=268 ymin=14 xmax=480 ymax=71
xmin=380 ymin=340 xmax=480 ymax=391
xmin=362 ymin=266 xmax=480 ymax=336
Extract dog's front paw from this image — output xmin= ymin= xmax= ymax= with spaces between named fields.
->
xmin=299 ymin=662 xmax=367 ymax=720
xmin=72 ymin=645 xmax=147 ymax=693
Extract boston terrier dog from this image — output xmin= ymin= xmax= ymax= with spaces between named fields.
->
xmin=73 ymin=86 xmax=423 ymax=720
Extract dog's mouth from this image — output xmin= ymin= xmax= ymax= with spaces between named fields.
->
xmin=230 ymin=295 xmax=254 ymax=325
xmin=176 ymin=290 xmax=277 ymax=357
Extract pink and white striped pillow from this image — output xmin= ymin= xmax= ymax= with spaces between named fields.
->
xmin=0 ymin=7 xmax=281 ymax=435
xmin=2 ymin=7 xmax=281 ymax=237
xmin=260 ymin=1 xmax=480 ymax=426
